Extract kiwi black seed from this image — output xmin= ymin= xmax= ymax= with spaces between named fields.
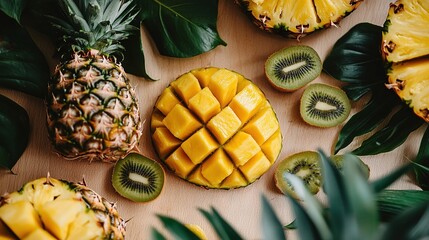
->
xmin=265 ymin=45 xmax=322 ymax=92
xmin=300 ymin=83 xmax=351 ymax=128
xmin=112 ymin=153 xmax=165 ymax=202
xmin=274 ymin=151 xmax=321 ymax=199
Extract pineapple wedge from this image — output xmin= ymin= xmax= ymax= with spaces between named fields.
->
xmin=151 ymin=67 xmax=282 ymax=188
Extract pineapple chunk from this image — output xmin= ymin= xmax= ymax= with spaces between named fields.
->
xmin=207 ymin=107 xmax=242 ymax=144
xmin=171 ymin=73 xmax=202 ymax=105
xmin=224 ymin=131 xmax=261 ymax=166
xmin=208 ymin=69 xmax=238 ymax=108
xmin=66 ymin=211 xmax=103 ymax=240
xmin=220 ymin=169 xmax=248 ymax=189
xmin=239 ymin=151 xmax=271 ymax=182
xmin=22 ymin=229 xmax=56 ymax=240
xmin=181 ymin=128 xmax=218 ymax=165
xmin=0 ymin=201 xmax=42 ymax=239
xmin=242 ymin=107 xmax=279 ymax=144
xmin=191 ymin=67 xmax=219 ymax=87
xmin=261 ymin=130 xmax=282 ymax=163
xmin=38 ymin=199 xmax=86 ymax=240
xmin=201 ymin=149 xmax=234 ymax=186
xmin=152 ymin=127 xmax=181 ymax=159
xmin=188 ymin=167 xmax=211 ymax=187
xmin=229 ymin=83 xmax=264 ymax=123
xmin=155 ymin=87 xmax=181 ymax=116
xmin=163 ymin=104 xmax=202 ymax=140
xmin=0 ymin=220 xmax=15 ymax=240
xmin=165 ymin=147 xmax=196 ymax=178
xmin=188 ymin=87 xmax=221 ymax=123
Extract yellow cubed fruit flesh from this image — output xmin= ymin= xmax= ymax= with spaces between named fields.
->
xmin=224 ymin=131 xmax=260 ymax=166
xmin=66 ymin=211 xmax=103 ymax=240
xmin=191 ymin=67 xmax=219 ymax=87
xmin=208 ymin=69 xmax=238 ymax=108
xmin=188 ymin=167 xmax=211 ymax=187
xmin=163 ymin=104 xmax=202 ymax=140
xmin=229 ymin=83 xmax=264 ymax=123
xmin=188 ymin=87 xmax=221 ymax=123
xmin=22 ymin=229 xmax=56 ymax=240
xmin=201 ymin=149 xmax=234 ymax=186
xmin=151 ymin=111 xmax=165 ymax=131
xmin=155 ymin=87 xmax=181 ymax=116
xmin=220 ymin=169 xmax=248 ymax=189
xmin=0 ymin=201 xmax=42 ymax=239
xmin=152 ymin=127 xmax=181 ymax=159
xmin=242 ymin=107 xmax=279 ymax=145
xmin=38 ymin=199 xmax=86 ymax=240
xmin=206 ymin=106 xmax=242 ymax=144
xmin=171 ymin=73 xmax=201 ymax=105
xmin=261 ymin=130 xmax=282 ymax=163
xmin=239 ymin=151 xmax=271 ymax=182
xmin=0 ymin=220 xmax=15 ymax=240
xmin=181 ymin=128 xmax=218 ymax=164
xmin=165 ymin=147 xmax=196 ymax=178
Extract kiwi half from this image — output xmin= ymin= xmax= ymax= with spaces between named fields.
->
xmin=265 ymin=45 xmax=322 ymax=92
xmin=331 ymin=154 xmax=370 ymax=179
xmin=300 ymin=83 xmax=351 ymax=128
xmin=274 ymin=151 xmax=321 ymax=199
xmin=112 ymin=153 xmax=165 ymax=202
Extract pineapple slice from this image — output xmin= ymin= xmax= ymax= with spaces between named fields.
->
xmin=151 ymin=67 xmax=282 ymax=188
xmin=0 ymin=201 xmax=42 ymax=239
xmin=383 ymin=0 xmax=429 ymax=122
xmin=0 ymin=220 xmax=15 ymax=240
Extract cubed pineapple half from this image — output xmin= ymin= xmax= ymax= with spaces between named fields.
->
xmin=0 ymin=177 xmax=125 ymax=240
xmin=151 ymin=67 xmax=282 ymax=189
xmin=382 ymin=0 xmax=429 ymax=122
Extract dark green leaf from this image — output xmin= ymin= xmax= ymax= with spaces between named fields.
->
xmin=261 ymin=195 xmax=286 ymax=240
xmin=287 ymin=197 xmax=322 ymax=240
xmin=139 ymin=0 xmax=226 ymax=58
xmin=413 ymin=126 xmax=429 ymax=190
xmin=199 ymin=207 xmax=243 ymax=240
xmin=122 ymin=32 xmax=156 ymax=80
xmin=352 ymin=106 xmax=425 ymax=155
xmin=371 ymin=163 xmax=412 ymax=193
xmin=323 ymin=23 xmax=386 ymax=99
xmin=0 ymin=0 xmax=27 ymax=23
xmin=377 ymin=190 xmax=429 ymax=221
xmin=335 ymin=87 xmax=398 ymax=153
xmin=0 ymin=94 xmax=30 ymax=170
xmin=156 ymin=215 xmax=200 ymax=240
xmin=0 ymin=13 xmax=50 ymax=98
xmin=151 ymin=228 xmax=167 ymax=240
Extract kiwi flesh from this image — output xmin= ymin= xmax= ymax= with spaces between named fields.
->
xmin=274 ymin=151 xmax=321 ymax=199
xmin=112 ymin=153 xmax=165 ymax=202
xmin=265 ymin=45 xmax=322 ymax=92
xmin=300 ymin=83 xmax=351 ymax=127
xmin=331 ymin=154 xmax=370 ymax=179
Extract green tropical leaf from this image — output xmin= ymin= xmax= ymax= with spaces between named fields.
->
xmin=334 ymin=87 xmax=398 ymax=153
xmin=287 ymin=197 xmax=323 ymax=240
xmin=151 ymin=228 xmax=167 ymax=240
xmin=413 ymin=126 xmax=429 ymax=190
xmin=371 ymin=163 xmax=412 ymax=193
xmin=0 ymin=94 xmax=30 ymax=170
xmin=199 ymin=207 xmax=243 ymax=240
xmin=261 ymin=195 xmax=286 ymax=240
xmin=0 ymin=0 xmax=27 ymax=23
xmin=352 ymin=106 xmax=425 ymax=156
xmin=139 ymin=0 xmax=226 ymax=58
xmin=0 ymin=13 xmax=49 ymax=98
xmin=377 ymin=190 xmax=429 ymax=221
xmin=156 ymin=215 xmax=200 ymax=240
xmin=122 ymin=32 xmax=156 ymax=80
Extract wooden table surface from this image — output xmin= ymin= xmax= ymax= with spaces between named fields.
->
xmin=0 ymin=0 xmax=423 ymax=239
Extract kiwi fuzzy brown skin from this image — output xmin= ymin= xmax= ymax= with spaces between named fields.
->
xmin=265 ymin=45 xmax=322 ymax=92
xmin=300 ymin=83 xmax=351 ymax=128
xmin=112 ymin=152 xmax=165 ymax=202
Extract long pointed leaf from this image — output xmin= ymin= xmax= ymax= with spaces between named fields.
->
xmin=0 ymin=0 xmax=27 ymax=23
xmin=370 ymin=163 xmax=412 ymax=193
xmin=287 ymin=197 xmax=323 ymax=240
xmin=413 ymin=126 xmax=429 ymax=190
xmin=151 ymin=228 xmax=167 ymax=240
xmin=199 ymin=207 xmax=243 ymax=240
xmin=261 ymin=195 xmax=286 ymax=240
xmin=352 ymin=106 xmax=424 ymax=156
xmin=156 ymin=215 xmax=200 ymax=240
xmin=377 ymin=190 xmax=429 ymax=221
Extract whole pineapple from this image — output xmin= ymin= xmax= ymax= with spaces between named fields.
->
xmin=382 ymin=0 xmax=429 ymax=121
xmin=46 ymin=0 xmax=142 ymax=162
xmin=236 ymin=0 xmax=363 ymax=39
xmin=0 ymin=176 xmax=125 ymax=239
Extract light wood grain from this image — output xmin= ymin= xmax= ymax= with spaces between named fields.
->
xmin=0 ymin=0 xmax=422 ymax=239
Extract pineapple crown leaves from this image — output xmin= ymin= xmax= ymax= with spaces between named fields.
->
xmin=152 ymin=150 xmax=429 ymax=240
xmin=48 ymin=0 xmax=139 ymax=61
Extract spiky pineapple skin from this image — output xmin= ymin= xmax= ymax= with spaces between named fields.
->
xmin=46 ymin=52 xmax=142 ymax=162
xmin=0 ymin=177 xmax=126 ymax=239
xmin=236 ymin=0 xmax=363 ymax=39
xmin=382 ymin=0 xmax=429 ymax=122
